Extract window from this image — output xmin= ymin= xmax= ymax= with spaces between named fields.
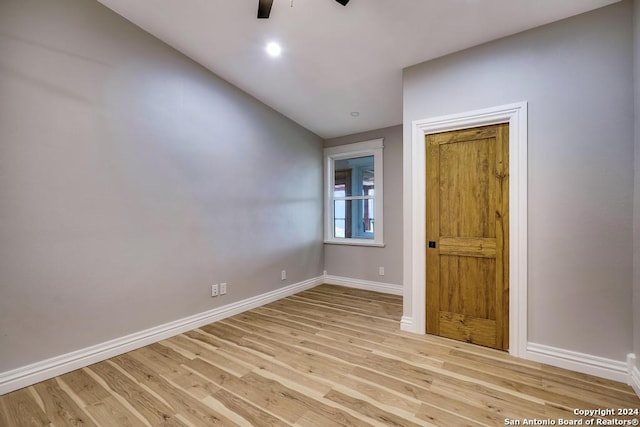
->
xmin=324 ymin=139 xmax=384 ymax=246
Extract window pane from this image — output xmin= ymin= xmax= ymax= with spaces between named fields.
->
xmin=359 ymin=199 xmax=375 ymax=238
xmin=334 ymin=199 xmax=374 ymax=239
xmin=334 ymin=200 xmax=349 ymax=238
xmin=334 ymin=156 xmax=374 ymax=198
xmin=334 ymin=169 xmax=350 ymax=197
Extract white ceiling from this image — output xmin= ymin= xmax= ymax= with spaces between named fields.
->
xmin=97 ymin=0 xmax=619 ymax=139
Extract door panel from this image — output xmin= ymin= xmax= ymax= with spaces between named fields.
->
xmin=439 ymin=138 xmax=495 ymax=238
xmin=426 ymin=124 xmax=509 ymax=350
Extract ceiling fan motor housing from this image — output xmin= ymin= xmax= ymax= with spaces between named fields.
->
xmin=258 ymin=0 xmax=349 ymax=19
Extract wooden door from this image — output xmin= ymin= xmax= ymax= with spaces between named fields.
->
xmin=426 ymin=123 xmax=509 ymax=350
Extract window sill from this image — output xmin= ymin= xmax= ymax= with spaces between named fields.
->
xmin=323 ymin=240 xmax=386 ymax=248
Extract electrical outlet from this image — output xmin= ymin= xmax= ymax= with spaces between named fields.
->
xmin=220 ymin=282 xmax=227 ymax=295
xmin=211 ymin=283 xmax=219 ymax=297
xmin=281 ymin=270 xmax=287 ymax=280
xmin=379 ymin=266 xmax=385 ymax=276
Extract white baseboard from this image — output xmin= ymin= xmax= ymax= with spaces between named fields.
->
xmin=526 ymin=342 xmax=628 ymax=383
xmin=323 ymin=274 xmax=403 ymax=295
xmin=400 ymin=316 xmax=414 ymax=332
xmin=6 ymin=276 xmax=633 ymax=396
xmin=0 ymin=276 xmax=323 ymax=396
xmin=632 ymin=367 xmax=640 ymax=398
xmin=629 ymin=354 xmax=640 ymax=397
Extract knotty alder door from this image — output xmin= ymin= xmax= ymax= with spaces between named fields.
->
xmin=426 ymin=123 xmax=509 ymax=350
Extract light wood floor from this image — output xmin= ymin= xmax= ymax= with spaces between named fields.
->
xmin=1 ymin=285 xmax=639 ymax=426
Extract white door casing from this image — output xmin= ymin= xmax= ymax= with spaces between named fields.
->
xmin=402 ymin=102 xmax=528 ymax=357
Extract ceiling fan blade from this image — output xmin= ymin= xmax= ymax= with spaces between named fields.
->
xmin=335 ymin=0 xmax=350 ymax=5
xmin=257 ymin=0 xmax=273 ymax=19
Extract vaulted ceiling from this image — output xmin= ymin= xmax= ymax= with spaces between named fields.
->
xmin=97 ymin=0 xmax=619 ymax=138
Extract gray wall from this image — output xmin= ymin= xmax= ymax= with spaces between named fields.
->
xmin=323 ymin=125 xmax=403 ymax=285
xmin=0 ymin=0 xmax=323 ymax=372
xmin=634 ymin=0 xmax=640 ymax=371
xmin=403 ymin=2 xmax=634 ymax=361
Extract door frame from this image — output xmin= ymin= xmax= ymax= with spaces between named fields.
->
xmin=402 ymin=102 xmax=528 ymax=357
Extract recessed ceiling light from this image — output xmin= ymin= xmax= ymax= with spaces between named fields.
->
xmin=350 ymin=111 xmax=360 ymax=117
xmin=266 ymin=42 xmax=282 ymax=57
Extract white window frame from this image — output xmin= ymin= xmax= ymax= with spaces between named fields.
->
xmin=324 ymin=138 xmax=384 ymax=247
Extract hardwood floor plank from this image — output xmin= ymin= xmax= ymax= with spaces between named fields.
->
xmin=294 ymin=290 xmax=401 ymax=319
xmin=287 ymin=296 xmax=400 ymax=331
xmin=129 ymin=346 xmax=221 ymax=399
xmin=350 ymin=367 xmax=507 ymax=425
xmin=269 ymin=297 xmax=397 ymax=331
xmin=32 ymin=378 xmax=97 ymax=426
xmin=207 ymin=388 xmax=289 ymax=427
xmin=82 ymin=397 xmax=146 ymax=427
xmin=0 ymin=388 xmax=50 ymax=427
xmin=323 ymin=389 xmax=424 ymax=427
xmin=223 ymin=312 xmax=313 ymax=344
xmin=334 ymin=374 xmax=423 ymax=415
xmin=229 ymin=311 xmax=320 ymax=336
xmin=257 ymin=304 xmax=386 ymax=342
xmin=61 ymin=368 xmax=147 ymax=427
xmin=61 ymin=368 xmax=113 ymax=404
xmin=437 ymin=362 xmax=598 ymax=409
xmin=295 ymin=410 xmax=363 ymax=427
xmin=2 ymin=284 xmax=638 ymax=426
xmin=167 ymin=334 xmax=253 ymax=378
xmin=187 ymin=357 xmax=307 ymax=423
xmin=214 ymin=341 xmax=334 ymax=395
xmin=275 ymin=345 xmax=357 ymax=379
xmin=112 ymin=354 xmax=237 ymax=426
xmin=429 ymin=377 xmax=546 ymax=420
xmin=87 ymin=361 xmax=179 ymax=425
xmin=201 ymin=323 xmax=280 ymax=357
xmin=301 ymin=285 xmax=402 ymax=305
xmin=182 ymin=330 xmax=263 ymax=377
xmin=415 ymin=402 xmax=487 ymax=427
